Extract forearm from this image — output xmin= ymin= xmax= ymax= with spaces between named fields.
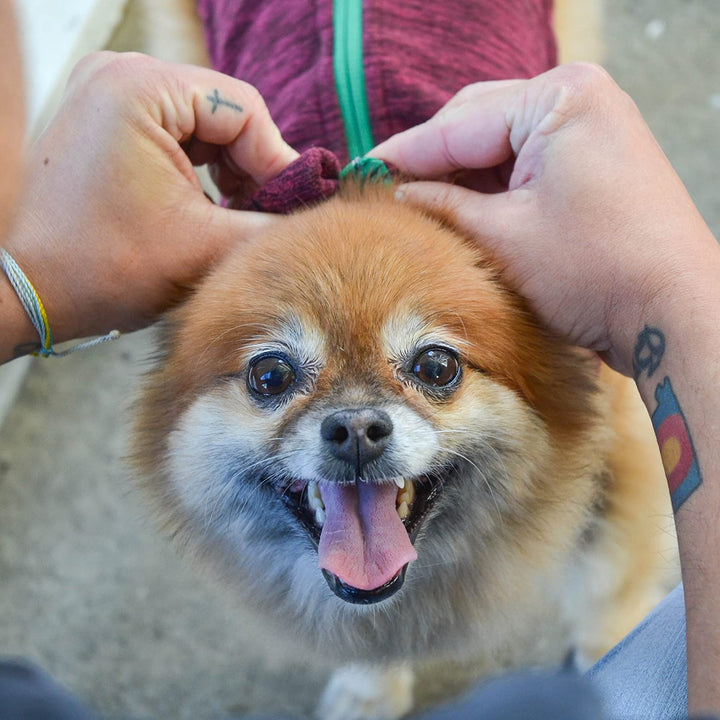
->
xmin=630 ymin=235 xmax=720 ymax=714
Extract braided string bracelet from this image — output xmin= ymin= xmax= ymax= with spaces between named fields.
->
xmin=0 ymin=248 xmax=120 ymax=358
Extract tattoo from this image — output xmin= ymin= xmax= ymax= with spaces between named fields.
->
xmin=633 ymin=325 xmax=665 ymax=380
xmin=206 ymin=89 xmax=243 ymax=114
xmin=634 ymin=325 xmax=703 ymax=512
xmin=652 ymin=378 xmax=703 ymax=512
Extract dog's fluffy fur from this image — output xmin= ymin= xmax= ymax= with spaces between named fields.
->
xmin=133 ymin=185 xmax=674 ymax=718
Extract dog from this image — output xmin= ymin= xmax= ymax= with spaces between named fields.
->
xmin=132 ymin=174 xmax=675 ymax=717
xmin=129 ymin=0 xmax=675 ymax=716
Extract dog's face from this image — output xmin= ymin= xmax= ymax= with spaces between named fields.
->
xmin=133 ymin=187 xmax=604 ymax=661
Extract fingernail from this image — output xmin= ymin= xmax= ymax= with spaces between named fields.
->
xmin=394 ymin=184 xmax=407 ymax=201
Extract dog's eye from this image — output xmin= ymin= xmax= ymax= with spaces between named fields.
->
xmin=411 ymin=347 xmax=460 ymax=388
xmin=248 ymin=355 xmax=297 ymax=396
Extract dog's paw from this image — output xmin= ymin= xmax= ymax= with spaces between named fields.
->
xmin=316 ymin=663 xmax=414 ymax=720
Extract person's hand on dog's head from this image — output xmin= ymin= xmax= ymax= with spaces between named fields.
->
xmin=2 ymin=51 xmax=298 ymax=361
xmin=370 ymin=62 xmax=719 ymax=379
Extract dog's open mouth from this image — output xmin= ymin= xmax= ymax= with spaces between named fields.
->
xmin=280 ymin=474 xmax=443 ymax=605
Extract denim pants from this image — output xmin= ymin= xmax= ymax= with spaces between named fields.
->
xmin=414 ymin=583 xmax=690 ymax=720
xmin=0 ymin=585 xmax=705 ymax=720
xmin=587 ymin=583 xmax=688 ymax=720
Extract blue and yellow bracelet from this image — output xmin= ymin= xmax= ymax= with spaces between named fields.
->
xmin=0 ymin=248 xmax=119 ymax=358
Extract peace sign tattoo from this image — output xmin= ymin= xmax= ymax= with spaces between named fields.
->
xmin=633 ymin=325 xmax=665 ymax=380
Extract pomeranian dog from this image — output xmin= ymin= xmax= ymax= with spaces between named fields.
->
xmin=132 ymin=181 xmax=673 ymax=718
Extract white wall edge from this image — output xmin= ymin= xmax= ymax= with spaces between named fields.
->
xmin=0 ymin=0 xmax=128 ymax=433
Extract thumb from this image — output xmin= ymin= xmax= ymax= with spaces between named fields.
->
xmin=186 ymin=201 xmax=277 ymax=274
xmin=396 ymin=181 xmax=522 ymax=255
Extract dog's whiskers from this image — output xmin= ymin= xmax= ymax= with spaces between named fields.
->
xmin=196 ymin=454 xmax=285 ymax=533
xmin=440 ymin=446 xmax=505 ymax=525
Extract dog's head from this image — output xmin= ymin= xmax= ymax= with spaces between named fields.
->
xmin=133 ymin=185 xmax=604 ymax=659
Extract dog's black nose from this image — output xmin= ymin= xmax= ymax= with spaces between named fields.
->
xmin=321 ymin=408 xmax=393 ymax=467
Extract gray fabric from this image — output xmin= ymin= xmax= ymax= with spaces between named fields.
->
xmin=0 ymin=660 xmax=97 ymax=720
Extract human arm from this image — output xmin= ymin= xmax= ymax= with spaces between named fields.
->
xmin=370 ymin=63 xmax=720 ymax=713
xmin=0 ymin=0 xmax=23 ymax=244
xmin=0 ymin=51 xmax=298 ymax=363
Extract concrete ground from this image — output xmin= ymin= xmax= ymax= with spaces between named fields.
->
xmin=1 ymin=2 xmax=718 ymax=719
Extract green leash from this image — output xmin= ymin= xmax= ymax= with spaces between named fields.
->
xmin=339 ymin=156 xmax=392 ymax=184
xmin=333 ymin=0 xmax=375 ymax=160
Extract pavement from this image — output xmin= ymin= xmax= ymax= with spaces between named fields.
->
xmin=1 ymin=2 xmax=718 ymax=719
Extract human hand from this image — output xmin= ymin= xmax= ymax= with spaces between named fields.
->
xmin=370 ymin=63 xmax=719 ymax=376
xmin=3 ymin=51 xmax=298 ymax=350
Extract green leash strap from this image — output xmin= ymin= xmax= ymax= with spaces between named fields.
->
xmin=333 ymin=0 xmax=375 ymax=159
xmin=339 ymin=156 xmax=393 ymax=184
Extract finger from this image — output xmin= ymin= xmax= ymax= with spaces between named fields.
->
xmin=435 ymin=78 xmax=524 ymax=116
xmin=368 ymin=72 xmax=566 ymax=179
xmin=96 ymin=54 xmax=301 ymax=185
xmin=68 ymin=53 xmax=301 ymax=186
xmin=182 ymin=204 xmax=277 ymax=277
xmin=369 ymin=91 xmax=516 ymax=178
xmin=177 ymin=64 xmax=300 ymax=184
xmin=395 ymin=180 xmax=518 ymax=253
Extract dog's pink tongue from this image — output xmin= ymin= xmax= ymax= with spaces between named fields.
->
xmin=318 ymin=481 xmax=417 ymax=591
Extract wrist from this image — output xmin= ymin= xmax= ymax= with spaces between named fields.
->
xmin=604 ymin=221 xmax=720 ymax=378
xmin=3 ymin=205 xmax=86 ymax=345
xmin=0 ymin=258 xmax=41 ymax=362
xmin=0 ymin=245 xmax=122 ymax=361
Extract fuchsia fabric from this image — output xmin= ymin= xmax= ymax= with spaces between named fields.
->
xmin=197 ymin=0 xmax=557 ymax=166
xmin=240 ymin=147 xmax=341 ymax=213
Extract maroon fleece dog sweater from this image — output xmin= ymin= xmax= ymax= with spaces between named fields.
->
xmin=201 ymin=1 xmax=556 ymax=210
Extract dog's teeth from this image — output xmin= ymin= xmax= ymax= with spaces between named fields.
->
xmin=396 ymin=479 xmax=415 ymax=520
xmin=394 ymin=477 xmax=405 ymax=489
xmin=308 ymin=482 xmax=326 ymax=525
xmin=307 ymin=481 xmax=325 ymax=512
xmin=397 ymin=479 xmax=415 ymax=507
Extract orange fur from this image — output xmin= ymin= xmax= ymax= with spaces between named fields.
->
xmin=133 ymin=185 xmax=675 ymax=717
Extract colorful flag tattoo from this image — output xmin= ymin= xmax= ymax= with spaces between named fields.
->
xmin=634 ymin=325 xmax=703 ymax=513
xmin=652 ymin=377 xmax=703 ymax=512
